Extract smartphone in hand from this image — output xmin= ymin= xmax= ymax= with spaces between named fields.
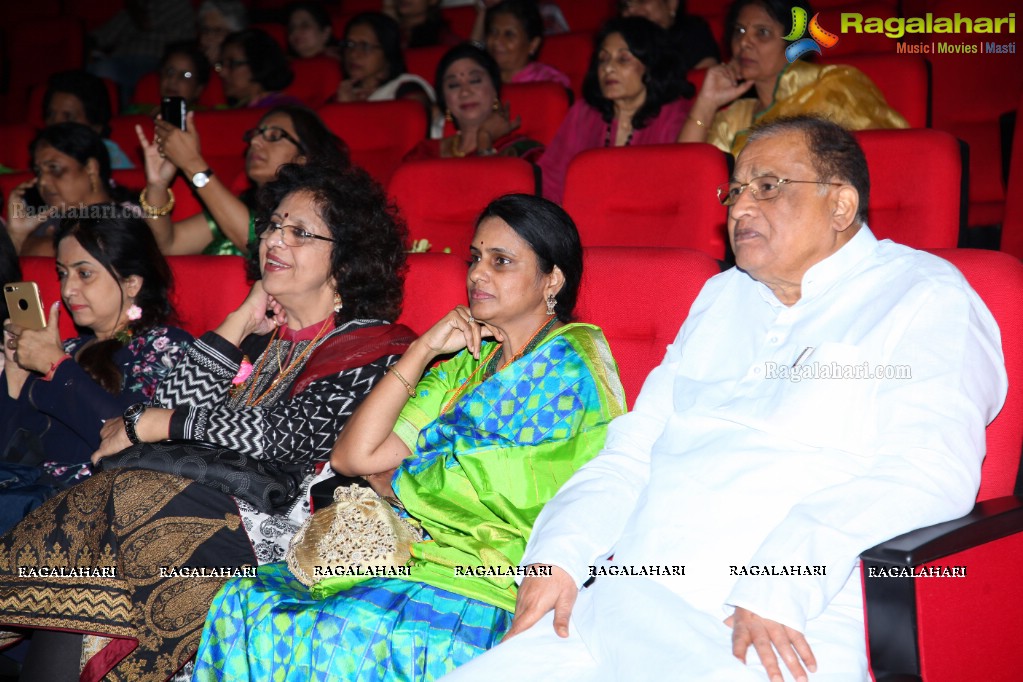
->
xmin=4 ymin=282 xmax=46 ymax=330
xmin=161 ymin=96 xmax=187 ymax=130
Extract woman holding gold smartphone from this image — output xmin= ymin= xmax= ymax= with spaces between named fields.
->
xmin=0 ymin=214 xmax=191 ymax=534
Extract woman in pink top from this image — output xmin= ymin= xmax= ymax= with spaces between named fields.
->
xmin=538 ymin=17 xmax=694 ymax=203
xmin=484 ymin=0 xmax=570 ymax=90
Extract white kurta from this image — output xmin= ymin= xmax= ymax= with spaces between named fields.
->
xmin=445 ymin=227 xmax=1007 ymax=681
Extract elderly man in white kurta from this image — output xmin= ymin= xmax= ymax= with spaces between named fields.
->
xmin=444 ymin=116 xmax=1007 ymax=681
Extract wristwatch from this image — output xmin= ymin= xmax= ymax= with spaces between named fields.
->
xmin=190 ymin=168 xmax=214 ymax=188
xmin=123 ymin=402 xmax=147 ymax=444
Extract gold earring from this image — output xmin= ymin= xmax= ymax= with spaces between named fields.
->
xmin=333 ymin=292 xmax=343 ymax=313
xmin=492 ymin=99 xmax=500 ymax=112
xmin=445 ymin=110 xmax=453 ymax=124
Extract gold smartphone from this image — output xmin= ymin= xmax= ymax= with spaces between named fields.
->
xmin=4 ymin=282 xmax=46 ymax=330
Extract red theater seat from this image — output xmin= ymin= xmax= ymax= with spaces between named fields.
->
xmin=317 ymin=100 xmax=427 ymax=186
xmin=502 ymin=82 xmax=570 ymax=147
xmin=576 ymin=246 xmax=721 ymax=407
xmin=405 ymin=46 xmax=448 ymax=84
xmin=399 ymin=253 xmax=467 ymax=335
xmin=0 ymin=124 xmax=37 ymax=171
xmin=562 ymin=143 xmax=729 ymax=259
xmin=854 ymin=129 xmax=963 ymax=249
xmin=1001 ymin=94 xmax=1023 ymax=262
xmin=862 ymin=248 xmax=1023 ymax=682
xmin=191 ymin=109 xmax=265 ymax=183
xmin=541 ymin=32 xmax=593 ymax=99
xmin=388 ymin=157 xmax=536 ymax=256
xmin=285 ymin=57 xmax=343 ymax=108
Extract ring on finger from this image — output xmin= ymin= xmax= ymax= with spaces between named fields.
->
xmin=467 ymin=315 xmax=475 ymax=324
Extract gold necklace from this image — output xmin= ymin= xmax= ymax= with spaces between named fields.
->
xmin=244 ymin=318 xmax=333 ymax=406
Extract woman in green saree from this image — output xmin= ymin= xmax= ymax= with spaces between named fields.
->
xmin=192 ymin=193 xmax=626 ymax=680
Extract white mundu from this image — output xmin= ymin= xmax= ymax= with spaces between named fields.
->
xmin=445 ymin=227 xmax=1007 ymax=681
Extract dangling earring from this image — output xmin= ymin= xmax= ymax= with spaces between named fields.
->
xmin=333 ymin=292 xmax=343 ymax=313
xmin=492 ymin=99 xmax=500 ymax=112
xmin=545 ymin=294 xmax=556 ymax=316
xmin=127 ymin=304 xmax=143 ymax=321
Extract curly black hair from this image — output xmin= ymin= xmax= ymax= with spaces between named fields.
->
xmin=256 ymin=163 xmax=407 ymax=323
xmin=582 ymin=17 xmax=693 ymax=130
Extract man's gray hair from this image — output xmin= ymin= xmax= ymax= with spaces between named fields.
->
xmin=747 ymin=116 xmax=870 ymax=225
xmin=198 ymin=0 xmax=248 ymax=32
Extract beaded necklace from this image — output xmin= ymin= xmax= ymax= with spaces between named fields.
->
xmin=604 ymin=122 xmax=634 ymax=148
xmin=440 ymin=316 xmax=559 ymax=415
xmin=242 ymin=317 xmax=333 ymax=406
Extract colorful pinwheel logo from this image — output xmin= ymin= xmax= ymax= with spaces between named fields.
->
xmin=784 ymin=7 xmax=839 ymax=62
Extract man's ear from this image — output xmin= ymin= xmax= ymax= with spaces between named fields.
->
xmin=831 ymin=185 xmax=860 ymax=233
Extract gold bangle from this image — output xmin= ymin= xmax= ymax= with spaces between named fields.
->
xmin=139 ymin=187 xmax=175 ymax=218
xmin=690 ymin=117 xmax=705 ymax=128
xmin=388 ymin=366 xmax=416 ymax=397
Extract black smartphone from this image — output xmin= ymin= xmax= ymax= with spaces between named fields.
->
xmin=161 ymin=96 xmax=187 ymax=130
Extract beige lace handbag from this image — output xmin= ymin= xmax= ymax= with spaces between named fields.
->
xmin=286 ymin=483 xmax=423 ymax=586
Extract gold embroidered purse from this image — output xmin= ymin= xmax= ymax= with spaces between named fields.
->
xmin=286 ymin=483 xmax=423 ymax=587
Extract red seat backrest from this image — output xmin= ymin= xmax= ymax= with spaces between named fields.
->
xmin=388 ymin=157 xmax=536 ymax=256
xmin=191 ymin=109 xmax=265 ymax=182
xmin=576 ymin=247 xmax=720 ymax=407
xmin=854 ymin=129 xmax=962 ymax=249
xmin=929 ymin=249 xmax=1023 ymax=502
xmin=819 ymin=53 xmax=930 ymax=129
xmin=285 ymin=56 xmax=343 ymax=108
xmin=109 ymin=114 xmax=153 ymax=169
xmin=317 ymin=100 xmax=427 ymax=187
xmin=405 ymin=45 xmax=448 ymax=84
xmin=0 ymin=124 xmax=36 ymax=172
xmin=540 ymin=32 xmax=593 ymax=99
xmin=18 ymin=255 xmax=252 ymax=340
xmin=399 ymin=253 xmax=467 ymax=335
xmin=251 ymin=23 xmax=288 ymax=52
xmin=1000 ymin=93 xmax=1023 ymax=262
xmin=440 ymin=5 xmax=476 ymax=39
xmin=8 ymin=18 xmax=85 ymax=124
xmin=502 ymin=82 xmax=570 ymax=147
xmin=555 ymin=0 xmax=616 ymax=33
xmin=563 ymin=143 xmax=729 ymax=259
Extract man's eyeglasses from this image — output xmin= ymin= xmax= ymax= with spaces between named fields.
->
xmin=341 ymin=40 xmax=383 ymax=54
xmin=242 ymin=126 xmax=306 ymax=153
xmin=717 ymin=176 xmax=844 ymax=206
xmin=257 ymin=222 xmax=337 ymax=247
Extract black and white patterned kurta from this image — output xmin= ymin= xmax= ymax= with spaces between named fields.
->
xmin=152 ymin=319 xmax=401 ymax=562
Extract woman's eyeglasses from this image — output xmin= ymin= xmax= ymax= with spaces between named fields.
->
xmin=257 ymin=222 xmax=337 ymax=247
xmin=341 ymin=40 xmax=383 ymax=54
xmin=161 ymin=68 xmax=195 ymax=81
xmin=242 ymin=126 xmax=306 ymax=153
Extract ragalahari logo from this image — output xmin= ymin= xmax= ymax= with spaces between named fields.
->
xmin=785 ymin=7 xmax=840 ymax=62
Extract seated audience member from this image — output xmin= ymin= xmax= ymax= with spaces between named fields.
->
xmin=126 ymin=42 xmax=213 ymax=115
xmin=136 ymin=104 xmax=349 ymax=255
xmin=387 ymin=0 xmax=461 ymax=48
xmin=5 ymin=123 xmax=137 ymax=257
xmin=678 ymin=0 xmax=907 ymax=155
xmin=88 ymin=0 xmax=196 ymax=102
xmin=484 ymin=0 xmax=571 ymax=89
xmin=43 ymin=70 xmax=135 ymax=169
xmin=218 ymin=29 xmax=303 ymax=109
xmin=335 ymin=11 xmax=435 ymax=117
xmin=287 ymin=1 xmax=340 ymax=60
xmin=539 ymin=17 xmax=693 ymax=203
xmin=471 ymin=0 xmax=570 ymax=38
xmin=198 ymin=0 xmax=248 ymax=67
xmin=0 ymin=163 xmax=414 ymax=682
xmin=404 ymin=44 xmax=543 ymax=160
xmin=0 ymin=216 xmax=191 ymax=535
xmin=446 ymin=116 xmax=1007 ymax=681
xmin=191 ymin=193 xmax=626 ymax=681
xmin=620 ymin=0 xmax=720 ymax=70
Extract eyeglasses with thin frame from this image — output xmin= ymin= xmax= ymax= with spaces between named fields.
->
xmin=161 ymin=67 xmax=195 ymax=81
xmin=341 ymin=39 xmax=383 ymax=54
xmin=257 ymin=221 xmax=337 ymax=247
xmin=242 ymin=126 xmax=307 ymax=154
xmin=717 ymin=176 xmax=844 ymax=206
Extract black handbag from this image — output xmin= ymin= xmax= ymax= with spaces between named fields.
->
xmin=99 ymin=440 xmax=309 ymax=514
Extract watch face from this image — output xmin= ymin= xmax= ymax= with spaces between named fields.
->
xmin=192 ymin=172 xmax=210 ymax=188
xmin=125 ymin=403 xmax=145 ymax=421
